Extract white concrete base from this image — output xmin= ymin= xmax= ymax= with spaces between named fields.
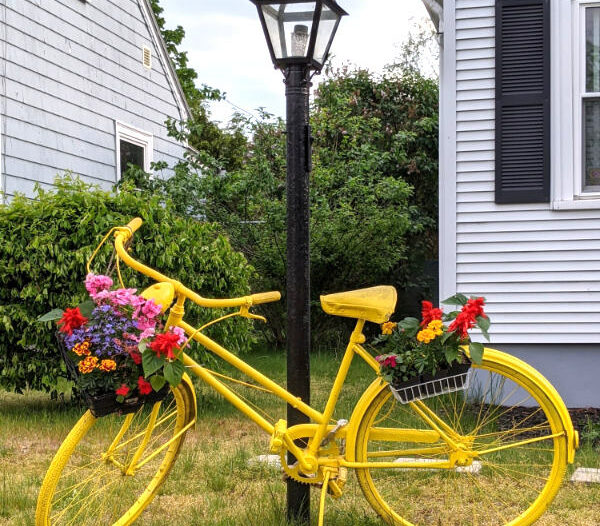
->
xmin=571 ymin=467 xmax=600 ymax=483
xmin=248 ymin=454 xmax=282 ymax=469
xmin=394 ymin=457 xmax=482 ymax=474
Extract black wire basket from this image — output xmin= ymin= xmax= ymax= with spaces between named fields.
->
xmin=389 ymin=361 xmax=472 ymax=404
xmin=57 ymin=333 xmax=169 ymax=417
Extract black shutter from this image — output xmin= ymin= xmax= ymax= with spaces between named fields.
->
xmin=495 ymin=0 xmax=550 ymax=203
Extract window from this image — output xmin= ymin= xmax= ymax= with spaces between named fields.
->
xmin=115 ymin=121 xmax=153 ymax=180
xmin=582 ymin=6 xmax=600 ymax=192
xmin=552 ymin=0 xmax=600 ymax=208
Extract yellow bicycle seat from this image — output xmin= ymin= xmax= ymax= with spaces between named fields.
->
xmin=320 ymin=286 xmax=397 ymax=324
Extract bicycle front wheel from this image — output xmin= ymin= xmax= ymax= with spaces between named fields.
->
xmin=36 ymin=382 xmax=195 ymax=526
xmin=353 ymin=351 xmax=568 ymax=526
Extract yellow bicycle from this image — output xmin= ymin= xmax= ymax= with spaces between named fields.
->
xmin=36 ymin=218 xmax=579 ymax=526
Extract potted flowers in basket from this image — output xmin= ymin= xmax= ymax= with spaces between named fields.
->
xmin=39 ymin=273 xmax=187 ymax=417
xmin=373 ymin=294 xmax=490 ymax=404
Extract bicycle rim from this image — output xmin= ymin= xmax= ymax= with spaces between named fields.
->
xmin=354 ymin=357 xmax=568 ymax=526
xmin=36 ymin=383 xmax=193 ymax=526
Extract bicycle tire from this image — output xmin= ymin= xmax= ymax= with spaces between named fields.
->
xmin=36 ymin=381 xmax=195 ymax=526
xmin=353 ymin=350 xmax=568 ymax=526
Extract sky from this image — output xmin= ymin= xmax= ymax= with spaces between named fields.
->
xmin=159 ymin=0 xmax=432 ymax=124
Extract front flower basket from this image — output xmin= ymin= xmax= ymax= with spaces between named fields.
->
xmin=84 ymin=386 xmax=169 ymax=418
xmin=389 ymin=362 xmax=472 ymax=404
xmin=57 ymin=332 xmax=169 ymax=417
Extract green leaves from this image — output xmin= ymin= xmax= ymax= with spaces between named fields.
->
xmin=469 ymin=342 xmax=484 ymax=365
xmin=37 ymin=309 xmax=64 ymax=322
xmin=78 ymin=300 xmax=95 ymax=318
xmin=150 ymin=375 xmax=166 ymax=392
xmin=142 ymin=350 xmax=164 ymax=378
xmin=442 ymin=294 xmax=468 ymax=306
xmin=476 ymin=315 xmax=491 ymax=342
xmin=163 ymin=360 xmax=184 ymax=387
xmin=399 ymin=317 xmax=419 ymax=337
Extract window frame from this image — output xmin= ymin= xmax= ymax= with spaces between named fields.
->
xmin=575 ymin=1 xmax=600 ymax=197
xmin=115 ymin=121 xmax=153 ymax=181
xmin=553 ymin=0 xmax=600 ymax=209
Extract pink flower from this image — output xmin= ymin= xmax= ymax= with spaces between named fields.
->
xmin=93 ymin=289 xmax=112 ymax=302
xmin=123 ymin=332 xmax=139 ymax=342
xmin=141 ymin=299 xmax=162 ymax=320
xmin=85 ymin=273 xmax=113 ymax=299
xmin=171 ymin=326 xmax=186 ymax=345
xmin=139 ymin=327 xmax=156 ymax=341
xmin=136 ymin=318 xmax=156 ymax=332
xmin=109 ymin=288 xmax=139 ymax=306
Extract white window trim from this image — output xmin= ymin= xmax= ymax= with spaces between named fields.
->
xmin=552 ymin=0 xmax=600 ymax=209
xmin=115 ymin=121 xmax=153 ymax=181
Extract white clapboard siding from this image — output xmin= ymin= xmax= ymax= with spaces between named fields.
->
xmin=452 ymin=0 xmax=600 ymax=343
xmin=0 ymin=0 xmax=187 ymax=198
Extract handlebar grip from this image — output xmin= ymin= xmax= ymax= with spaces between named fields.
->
xmin=250 ymin=291 xmax=281 ymax=305
xmin=126 ymin=217 xmax=143 ymax=234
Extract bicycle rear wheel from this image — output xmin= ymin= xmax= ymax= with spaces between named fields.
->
xmin=353 ymin=352 xmax=568 ymax=526
xmin=36 ymin=382 xmax=195 ymax=526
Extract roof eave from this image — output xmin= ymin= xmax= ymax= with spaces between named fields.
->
xmin=140 ymin=0 xmax=192 ymax=122
xmin=421 ymin=0 xmax=443 ymax=33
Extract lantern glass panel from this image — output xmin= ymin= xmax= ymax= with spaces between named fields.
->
xmin=313 ymin=4 xmax=340 ymax=65
xmin=261 ymin=2 xmax=317 ymax=59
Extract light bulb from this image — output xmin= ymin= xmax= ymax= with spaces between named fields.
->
xmin=291 ymin=24 xmax=309 ymax=56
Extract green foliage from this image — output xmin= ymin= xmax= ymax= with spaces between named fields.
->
xmin=582 ymin=417 xmax=600 ymax=449
xmin=196 ymin=68 xmax=438 ymax=347
xmin=0 ymin=175 xmax=254 ymax=393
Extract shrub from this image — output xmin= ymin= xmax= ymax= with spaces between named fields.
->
xmin=0 ymin=176 xmax=254 ymax=393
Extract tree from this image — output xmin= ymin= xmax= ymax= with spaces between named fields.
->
xmin=195 ymin=67 xmax=438 ymax=347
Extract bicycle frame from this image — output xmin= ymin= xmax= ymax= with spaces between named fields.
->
xmin=112 ymin=221 xmax=474 ymax=474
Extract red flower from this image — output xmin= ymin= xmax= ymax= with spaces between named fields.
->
xmin=149 ymin=331 xmax=180 ymax=361
xmin=465 ymin=297 xmax=486 ymax=319
xmin=421 ymin=301 xmax=443 ymax=327
xmin=383 ymin=356 xmax=397 ymax=368
xmin=448 ymin=312 xmax=474 ymax=339
xmin=129 ymin=349 xmax=143 ymax=365
xmin=57 ymin=307 xmax=88 ymax=335
xmin=116 ymin=384 xmax=130 ymax=396
xmin=448 ymin=297 xmax=486 ymax=339
xmin=137 ymin=376 xmax=152 ymax=395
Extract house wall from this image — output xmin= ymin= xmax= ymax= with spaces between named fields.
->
xmin=0 ymin=0 xmax=187 ymax=199
xmin=442 ymin=0 xmax=600 ymax=406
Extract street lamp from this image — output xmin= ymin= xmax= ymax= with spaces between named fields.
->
xmin=252 ymin=1 xmax=347 ymax=71
xmin=250 ymin=1 xmax=347 ymax=523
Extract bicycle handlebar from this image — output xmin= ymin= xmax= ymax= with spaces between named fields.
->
xmin=114 ymin=218 xmax=281 ymax=309
xmin=126 ymin=217 xmax=143 ymax=234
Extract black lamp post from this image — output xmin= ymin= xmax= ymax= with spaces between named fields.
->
xmin=249 ymin=1 xmax=347 ymax=523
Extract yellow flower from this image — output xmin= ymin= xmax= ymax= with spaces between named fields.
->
xmin=417 ymin=328 xmax=436 ymax=344
xmin=98 ymin=359 xmax=117 ymax=372
xmin=381 ymin=321 xmax=397 ymax=335
xmin=72 ymin=341 xmax=91 ymax=356
xmin=78 ymin=356 xmax=98 ymax=374
xmin=427 ymin=320 xmax=443 ymax=336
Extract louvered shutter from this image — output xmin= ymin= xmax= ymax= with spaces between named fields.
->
xmin=495 ymin=0 xmax=550 ymax=203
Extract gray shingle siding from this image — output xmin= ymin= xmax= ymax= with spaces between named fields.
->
xmin=0 ymin=0 xmax=188 ymax=199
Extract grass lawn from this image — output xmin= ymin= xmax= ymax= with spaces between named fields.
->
xmin=1 ymin=349 xmax=599 ymax=525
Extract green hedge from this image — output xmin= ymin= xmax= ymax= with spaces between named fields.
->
xmin=0 ymin=176 xmax=255 ymax=393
